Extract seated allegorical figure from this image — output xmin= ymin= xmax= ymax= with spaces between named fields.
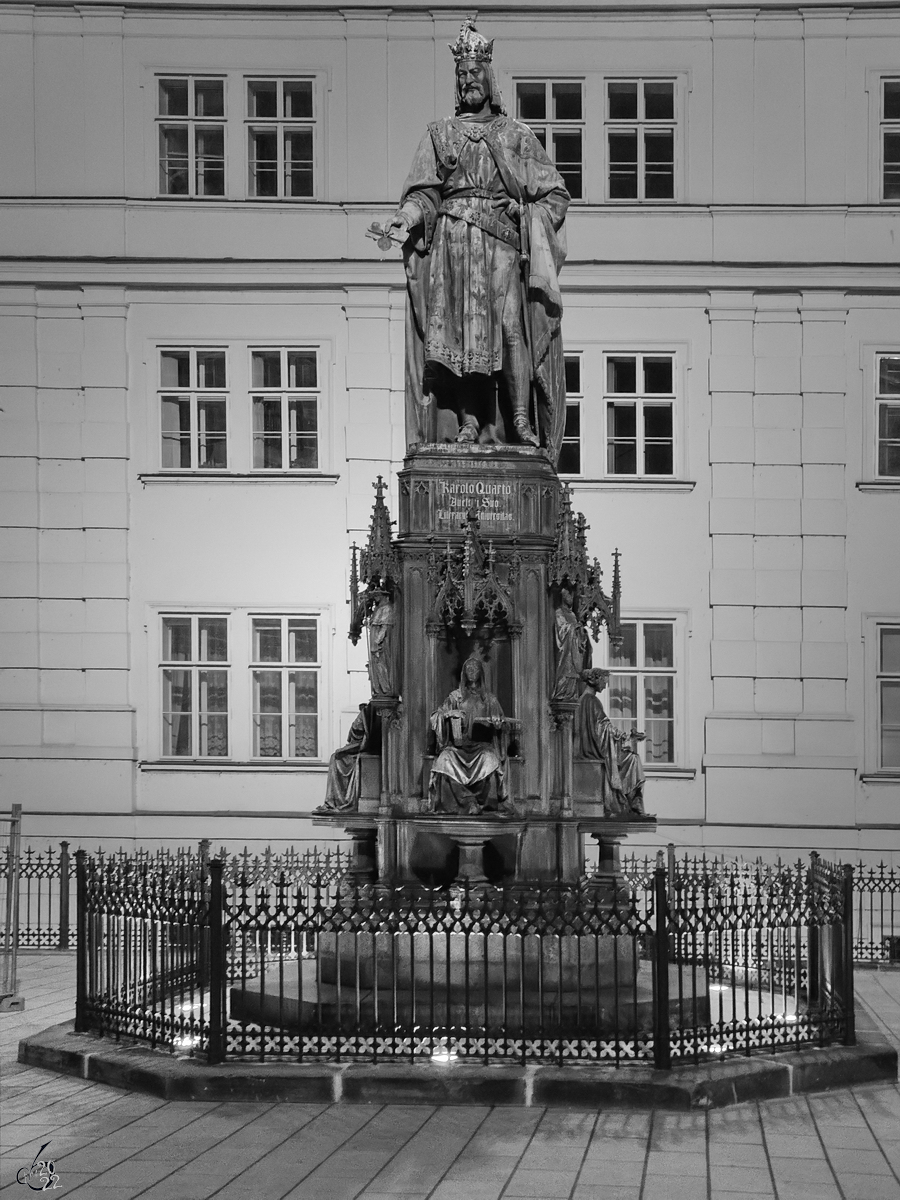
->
xmin=575 ymin=667 xmax=646 ymax=817
xmin=315 ymin=703 xmax=379 ymax=813
xmin=429 ymin=654 xmax=512 ymax=816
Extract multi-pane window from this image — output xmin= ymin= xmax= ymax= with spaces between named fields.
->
xmin=878 ymin=627 xmax=900 ymax=770
xmin=251 ymin=349 xmax=319 ymax=469
xmin=161 ymin=616 xmax=229 ymax=757
xmin=251 ymin=616 xmax=320 ymax=759
xmin=882 ymin=80 xmax=900 ymax=201
xmin=559 ymin=354 xmax=582 ymax=475
xmin=159 ymin=349 xmax=228 ymax=470
xmin=158 ymin=77 xmax=225 ymax=197
xmin=515 ymin=81 xmax=584 ymax=200
xmin=609 ymin=621 xmax=675 ymax=764
xmin=605 ymin=353 xmax=675 ymax=476
xmin=247 ymin=79 xmax=315 ymax=199
xmin=606 ymin=79 xmax=676 ymax=201
xmin=876 ymin=355 xmax=900 ymax=477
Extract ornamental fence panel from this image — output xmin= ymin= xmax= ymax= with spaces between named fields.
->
xmin=75 ymin=850 xmax=855 ymax=1070
xmin=0 ymin=841 xmax=349 ymax=952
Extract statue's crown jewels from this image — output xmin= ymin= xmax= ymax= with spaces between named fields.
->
xmin=450 ymin=17 xmax=493 ymax=63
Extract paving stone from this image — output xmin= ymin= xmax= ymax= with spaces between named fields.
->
xmin=572 ymin=1187 xmax=640 ymax=1200
xmin=709 ymin=1163 xmax=774 ymax=1193
xmin=769 ymin=1155 xmax=837 ymax=1184
xmin=502 ymin=1167 xmax=580 ymax=1197
xmin=576 ymin=1158 xmax=646 ymax=1186
xmin=826 ymin=1147 xmax=896 ymax=1175
xmin=709 ymin=1141 xmax=769 ymax=1167
xmin=828 ymin=1175 xmax=900 ymax=1200
xmin=645 ymin=1149 xmax=708 ymax=1176
xmin=763 ymin=1134 xmax=825 ymax=1158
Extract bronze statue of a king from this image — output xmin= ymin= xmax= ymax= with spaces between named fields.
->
xmin=383 ymin=18 xmax=570 ymax=456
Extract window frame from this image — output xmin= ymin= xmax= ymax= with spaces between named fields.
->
xmin=558 ymin=352 xmax=583 ymax=477
xmin=158 ymin=347 xmax=229 ymax=472
xmin=880 ymin=77 xmax=900 ymax=203
xmin=603 ymin=75 xmax=679 ymax=203
xmin=864 ymin=616 xmax=900 ymax=779
xmin=150 ymin=607 xmax=329 ymax=765
xmin=245 ymin=76 xmax=317 ymax=201
xmin=156 ymin=75 xmax=227 ymax=199
xmin=603 ymin=350 xmax=677 ymax=480
xmin=513 ymin=77 xmax=585 ymax=201
xmin=875 ymin=352 xmax=900 ymax=479
xmin=159 ymin=613 xmax=231 ymax=760
xmin=603 ymin=613 xmax=687 ymax=770
xmin=249 ymin=346 xmax=321 ymax=472
xmin=249 ymin=613 xmax=323 ymax=761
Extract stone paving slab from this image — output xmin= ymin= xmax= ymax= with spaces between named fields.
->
xmin=2 ymin=953 xmax=900 ymax=1199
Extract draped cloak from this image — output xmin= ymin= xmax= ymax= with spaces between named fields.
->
xmin=398 ymin=114 xmax=569 ymax=460
xmin=575 ymin=691 xmax=646 ymax=817
xmin=430 ymin=685 xmax=508 ymax=814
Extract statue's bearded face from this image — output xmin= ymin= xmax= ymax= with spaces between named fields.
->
xmin=457 ymin=60 xmax=489 ymax=109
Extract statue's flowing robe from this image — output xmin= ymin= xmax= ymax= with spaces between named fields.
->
xmin=367 ymin=595 xmax=396 ymax=697
xmin=552 ymin=603 xmax=591 ymax=701
xmin=322 ymin=705 xmax=377 ymax=811
xmin=575 ymin=691 xmax=645 ymax=816
xmin=430 ymin=685 xmax=508 ymax=813
xmin=399 ymin=114 xmax=569 ymax=458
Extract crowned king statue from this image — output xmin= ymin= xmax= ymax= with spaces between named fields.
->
xmin=383 ymin=18 xmax=570 ymax=458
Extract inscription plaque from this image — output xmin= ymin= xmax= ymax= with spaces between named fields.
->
xmin=435 ymin=478 xmax=517 ymax=533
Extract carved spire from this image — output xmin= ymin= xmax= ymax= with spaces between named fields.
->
xmin=549 ymin=483 xmax=622 ymax=644
xmin=349 ymin=477 xmax=400 ymax=646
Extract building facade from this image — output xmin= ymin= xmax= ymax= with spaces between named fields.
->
xmin=1 ymin=0 xmax=899 ymax=860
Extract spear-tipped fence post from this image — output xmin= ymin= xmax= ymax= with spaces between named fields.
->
xmin=74 ymin=850 xmax=88 ymax=1033
xmin=843 ymin=863 xmax=856 ymax=1045
xmin=59 ymin=841 xmax=71 ymax=950
xmin=207 ymin=858 xmax=226 ymax=1064
xmin=653 ymin=858 xmax=671 ymax=1070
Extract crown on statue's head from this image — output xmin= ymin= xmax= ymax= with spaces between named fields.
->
xmin=450 ymin=16 xmax=493 ymax=63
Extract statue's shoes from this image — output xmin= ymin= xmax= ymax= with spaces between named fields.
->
xmin=456 ymin=422 xmax=478 ymax=444
xmin=513 ymin=416 xmax=539 ymax=446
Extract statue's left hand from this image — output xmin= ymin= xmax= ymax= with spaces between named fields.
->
xmin=494 ymin=197 xmax=522 ymax=222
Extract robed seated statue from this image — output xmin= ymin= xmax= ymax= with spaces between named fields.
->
xmin=428 ymin=654 xmax=513 ymax=816
xmin=315 ymin=703 xmax=380 ymax=813
xmin=576 ymin=668 xmax=646 ymax=818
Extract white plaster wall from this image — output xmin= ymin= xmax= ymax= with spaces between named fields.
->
xmin=0 ymin=1 xmax=898 ymax=855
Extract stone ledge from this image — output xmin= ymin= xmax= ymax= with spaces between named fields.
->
xmin=19 ymin=1017 xmax=896 ymax=1110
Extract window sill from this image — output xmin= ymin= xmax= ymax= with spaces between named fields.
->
xmin=856 ymin=481 xmax=900 ymax=492
xmin=645 ymin=766 xmax=696 ymax=779
xmin=138 ymin=472 xmax=340 ymax=485
xmin=563 ymin=478 xmax=696 ymax=493
xmin=140 ymin=760 xmax=327 ymax=772
xmin=860 ymin=773 xmax=900 ymax=784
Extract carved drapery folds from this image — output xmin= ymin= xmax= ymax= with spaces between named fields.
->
xmin=426 ymin=509 xmax=522 ymax=639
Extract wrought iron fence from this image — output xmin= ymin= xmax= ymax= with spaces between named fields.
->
xmin=1 ymin=805 xmax=23 ymax=1008
xmin=0 ymin=841 xmax=349 ymax=951
xmin=852 ymin=863 xmax=900 ymax=965
xmin=75 ymin=849 xmax=855 ymax=1070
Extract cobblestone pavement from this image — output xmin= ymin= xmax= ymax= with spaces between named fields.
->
xmin=2 ymin=954 xmax=900 ymax=1200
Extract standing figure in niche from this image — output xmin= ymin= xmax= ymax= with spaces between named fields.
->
xmin=367 ymin=589 xmax=397 ymax=697
xmin=551 ymin=585 xmax=591 ymax=701
xmin=576 ymin=668 xmax=646 ymax=816
xmin=429 ymin=654 xmax=511 ymax=815
xmin=382 ymin=18 xmax=569 ymax=453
